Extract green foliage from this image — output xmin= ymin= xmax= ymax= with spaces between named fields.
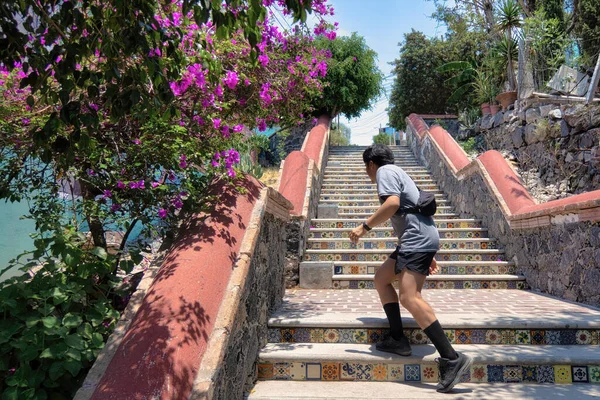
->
xmin=373 ymin=132 xmax=393 ymax=145
xmin=524 ymin=9 xmax=570 ymax=90
xmin=458 ymin=108 xmax=481 ymax=128
xmin=576 ymin=0 xmax=600 ymax=65
xmin=458 ymin=137 xmax=478 ymax=154
xmin=496 ymin=0 xmax=523 ymax=91
xmin=388 ymin=28 xmax=488 ymax=129
xmin=312 ymin=33 xmax=383 ymax=119
xmin=329 ymin=128 xmax=350 ymax=146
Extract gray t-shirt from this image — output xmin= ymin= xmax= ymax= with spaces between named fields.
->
xmin=376 ymin=164 xmax=440 ymax=252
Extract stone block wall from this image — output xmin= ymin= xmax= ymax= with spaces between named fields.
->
xmin=473 ymin=103 xmax=600 ymax=201
xmin=407 ymin=115 xmax=600 ymax=307
xmin=208 ymin=213 xmax=288 ymax=399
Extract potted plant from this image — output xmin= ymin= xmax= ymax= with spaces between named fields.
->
xmin=495 ymin=0 xmax=522 ymax=109
xmin=474 ymin=70 xmax=492 ymax=115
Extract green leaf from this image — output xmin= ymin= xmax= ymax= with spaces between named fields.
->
xmin=64 ymin=360 xmax=82 ymax=377
xmin=18 ymin=346 xmax=38 ymax=363
xmin=91 ymin=332 xmax=104 ymax=349
xmin=65 ymin=334 xmax=86 ymax=350
xmin=51 ymin=287 xmax=68 ymax=305
xmin=90 ymin=247 xmax=107 ymax=260
xmin=62 ymin=313 xmax=83 ymax=329
xmin=120 ymin=260 xmax=134 ymax=274
xmin=1 ymin=387 xmax=19 ymax=400
xmin=42 ymin=316 xmax=59 ymax=329
xmin=65 ymin=347 xmax=81 ymax=361
xmin=78 ymin=322 xmax=94 ymax=340
xmin=48 ymin=362 xmax=64 ymax=381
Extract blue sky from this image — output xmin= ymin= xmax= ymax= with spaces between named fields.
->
xmin=325 ymin=0 xmax=445 ymax=144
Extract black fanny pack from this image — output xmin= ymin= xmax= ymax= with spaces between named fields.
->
xmin=399 ymin=189 xmax=437 ymax=216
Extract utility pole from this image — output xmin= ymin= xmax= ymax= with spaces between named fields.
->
xmin=586 ymin=51 xmax=600 ymax=104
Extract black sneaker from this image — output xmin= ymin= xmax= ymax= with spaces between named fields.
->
xmin=375 ymin=334 xmax=412 ymax=356
xmin=435 ymin=352 xmax=473 ymax=393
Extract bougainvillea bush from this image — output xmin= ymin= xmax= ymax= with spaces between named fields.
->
xmin=0 ymin=0 xmax=336 ymax=397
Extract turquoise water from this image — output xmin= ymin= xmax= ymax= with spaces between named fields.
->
xmin=0 ymin=199 xmax=35 ymax=280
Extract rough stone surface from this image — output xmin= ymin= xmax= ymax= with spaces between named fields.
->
xmin=407 ymin=125 xmax=600 ymax=308
xmin=525 ymin=108 xmax=541 ymax=124
xmin=549 ymin=109 xmax=563 ymax=119
xmin=210 ymin=213 xmax=288 ymax=400
xmin=267 ymin=120 xmax=314 ymax=165
xmin=474 ymin=104 xmax=600 ymax=198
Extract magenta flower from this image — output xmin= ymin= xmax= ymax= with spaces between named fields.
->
xmin=117 ymin=181 xmax=125 ymax=189
xmin=89 ymin=103 xmax=99 ymax=112
xmin=179 ymin=154 xmax=187 ymax=169
xmin=227 ymin=169 xmax=236 ymax=178
xmin=158 ymin=209 xmax=168 ymax=218
xmin=233 ymin=124 xmax=244 ymax=133
xmin=258 ymin=54 xmax=269 ymax=66
xmin=326 ymin=31 xmax=337 ymax=40
xmin=211 ymin=160 xmax=219 ymax=167
xmin=213 ymin=118 xmax=221 ymax=129
xmin=223 ymin=70 xmax=239 ymax=90
xmin=103 ymin=190 xmax=112 ymax=198
xmin=132 ymin=139 xmax=141 ymax=145
xmin=110 ymin=203 xmax=121 ymax=212
xmin=172 ymin=199 xmax=183 ymax=209
xmin=257 ymin=118 xmax=267 ymax=132
xmin=151 ymin=182 xmax=160 ymax=188
xmin=87 ymin=169 xmax=96 ymax=176
xmin=22 ymin=118 xmax=30 ymax=125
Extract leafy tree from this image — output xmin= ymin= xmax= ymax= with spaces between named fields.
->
xmin=0 ymin=0 xmax=337 ymax=397
xmin=329 ymin=122 xmax=351 ymax=146
xmin=575 ymin=0 xmax=600 ymax=64
xmin=312 ymin=33 xmax=383 ymax=119
xmin=373 ymin=132 xmax=393 ymax=145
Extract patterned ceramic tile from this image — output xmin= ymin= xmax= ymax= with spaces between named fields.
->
xmin=273 ymin=363 xmax=291 ymax=380
xmin=372 ymin=364 xmax=388 ymax=381
xmin=353 ymin=329 xmax=368 ymax=344
xmin=487 ymin=365 xmax=504 ymax=383
xmin=281 ymin=329 xmax=295 ymax=342
xmin=322 ymin=363 xmax=340 ymax=381
xmin=421 ymin=364 xmax=438 ymax=382
xmin=486 ymin=330 xmax=502 ymax=344
xmin=471 ymin=365 xmax=488 ymax=383
xmin=522 ymin=366 xmax=537 ymax=382
xmin=412 ymin=329 xmax=429 ymax=344
xmin=445 ymin=329 xmax=456 ymax=343
xmin=572 ymin=366 xmax=589 ymax=383
xmin=537 ymin=365 xmax=555 ymax=383
xmin=306 ymin=363 xmax=322 ymax=380
xmin=504 ymin=365 xmax=522 ymax=382
xmin=258 ymin=363 xmax=274 ymax=379
xmin=546 ymin=330 xmax=561 ymax=345
xmin=340 ymin=362 xmax=356 ymax=380
xmin=387 ymin=364 xmax=405 ymax=381
xmin=455 ymin=330 xmax=472 ymax=344
xmin=589 ymin=366 xmax=600 ymax=383
xmin=355 ymin=364 xmax=373 ymax=381
xmin=531 ymin=330 xmax=546 ymax=345
xmin=515 ymin=330 xmax=531 ymax=344
xmin=294 ymin=328 xmax=310 ymax=343
xmin=470 ymin=329 xmax=487 ymax=344
xmin=290 ymin=362 xmax=306 ymax=380
xmin=323 ymin=329 xmax=340 ymax=343
xmin=554 ymin=365 xmax=572 ymax=383
xmin=310 ymin=329 xmax=324 ymax=343
xmin=560 ymin=330 xmax=577 ymax=345
xmin=576 ymin=330 xmax=592 ymax=345
xmin=268 ymin=328 xmax=281 ymax=343
xmin=405 ymin=364 xmax=421 ymax=381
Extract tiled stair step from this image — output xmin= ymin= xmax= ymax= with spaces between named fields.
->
xmin=309 ymin=227 xmax=487 ymax=239
xmin=267 ymin=321 xmax=597 ymax=346
xmin=327 ymin=261 xmax=516 ymax=275
xmin=306 ymin=238 xmax=498 ymax=250
xmin=319 ymin=200 xmax=451 ymax=207
xmin=312 ymin=219 xmax=482 ymax=229
xmin=321 ymin=190 xmax=444 ymax=196
xmin=323 ymin=177 xmax=436 ymax=183
xmin=248 ymin=381 xmax=600 ymax=400
xmin=332 ymin=275 xmax=527 ymax=290
xmin=256 ymin=343 xmax=600 ymax=384
xmin=336 ymin=206 xmax=454 ymax=214
xmin=325 ymin=168 xmax=430 ymax=174
xmin=321 ymin=184 xmax=439 ymax=190
xmin=338 ymin=212 xmax=456 ymax=219
xmin=304 ymin=249 xmax=506 ymax=262
xmin=320 ymin=194 xmax=447 ymax=201
xmin=332 ymin=164 xmax=423 ymax=168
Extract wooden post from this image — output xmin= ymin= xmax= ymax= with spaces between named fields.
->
xmin=586 ymin=52 xmax=600 ymax=104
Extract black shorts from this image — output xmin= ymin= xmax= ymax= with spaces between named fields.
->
xmin=389 ymin=249 xmax=436 ymax=276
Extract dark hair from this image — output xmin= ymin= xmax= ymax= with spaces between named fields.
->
xmin=362 ymin=144 xmax=395 ymax=167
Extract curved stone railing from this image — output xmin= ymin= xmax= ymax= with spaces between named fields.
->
xmin=75 ymin=177 xmax=293 ymax=399
xmin=275 ymin=116 xmax=331 ymax=284
xmin=406 ymin=113 xmax=600 ymax=306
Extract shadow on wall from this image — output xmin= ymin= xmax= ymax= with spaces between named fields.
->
xmin=91 ymin=177 xmax=262 ymax=400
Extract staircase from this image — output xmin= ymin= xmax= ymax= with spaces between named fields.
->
xmin=248 ymin=146 xmax=600 ymax=399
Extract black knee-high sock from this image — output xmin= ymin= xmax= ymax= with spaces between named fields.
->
xmin=424 ymin=320 xmax=458 ymax=360
xmin=383 ymin=303 xmax=404 ymax=340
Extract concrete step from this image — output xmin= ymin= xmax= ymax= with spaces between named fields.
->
xmin=303 ymin=249 xmax=506 ymax=263
xmin=321 ymin=190 xmax=445 ymax=196
xmin=309 ymin=227 xmax=487 ymax=239
xmin=306 ymin=238 xmax=498 ymax=251
xmin=248 ymin=381 xmax=600 ymax=399
xmin=311 ymin=219 xmax=482 ymax=229
xmin=322 ymin=178 xmax=436 ymax=184
xmin=323 ymin=172 xmax=431 ymax=177
xmin=256 ymin=343 xmax=600 ymax=384
xmin=332 ymin=274 xmax=527 ymax=290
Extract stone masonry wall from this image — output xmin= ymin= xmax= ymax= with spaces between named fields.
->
xmin=471 ymin=103 xmax=600 ymax=202
xmin=407 ymin=125 xmax=600 ymax=307
xmin=209 ymin=213 xmax=288 ymax=399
